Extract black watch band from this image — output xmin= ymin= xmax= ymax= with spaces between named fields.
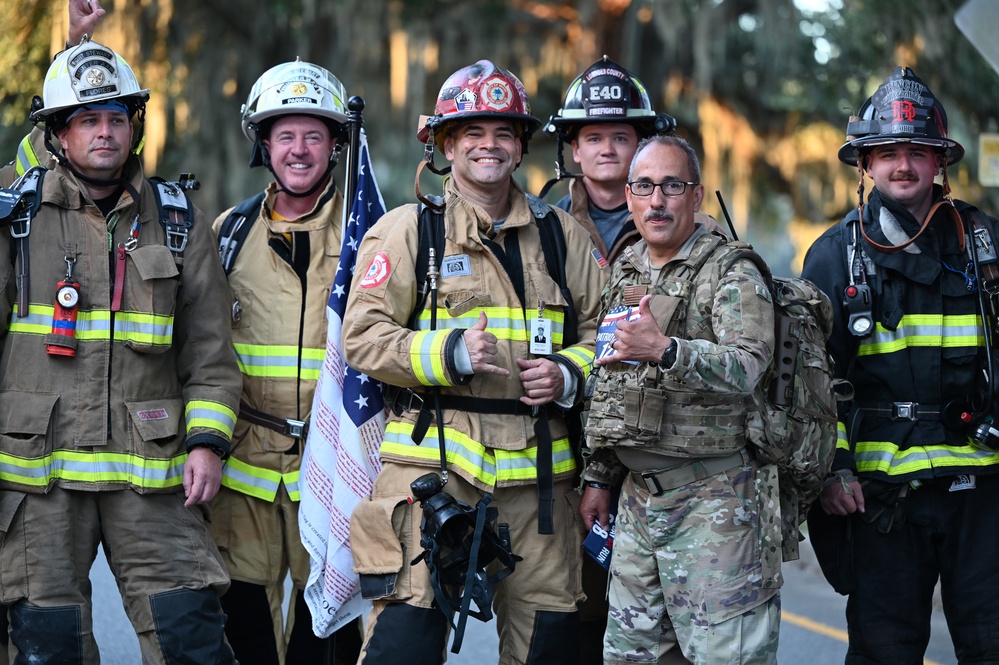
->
xmin=586 ymin=481 xmax=611 ymax=490
xmin=659 ymin=339 xmax=678 ymax=369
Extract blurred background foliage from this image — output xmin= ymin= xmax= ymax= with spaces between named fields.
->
xmin=2 ymin=0 xmax=997 ymax=275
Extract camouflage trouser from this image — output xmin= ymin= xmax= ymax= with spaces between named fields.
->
xmin=604 ymin=460 xmax=780 ymax=665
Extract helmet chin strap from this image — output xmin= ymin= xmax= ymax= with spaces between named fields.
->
xmin=263 ymin=142 xmax=341 ymax=199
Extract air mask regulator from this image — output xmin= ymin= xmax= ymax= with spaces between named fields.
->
xmin=845 ymin=218 xmax=875 ymax=337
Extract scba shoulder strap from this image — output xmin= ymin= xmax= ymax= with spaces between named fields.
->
xmin=406 ymin=196 xmax=578 ymax=534
xmin=217 ymin=191 xmax=267 ymax=276
xmin=148 ymin=174 xmax=200 ymax=266
xmin=409 ymin=194 xmax=576 ymax=342
xmin=1 ymin=166 xmax=46 ymax=318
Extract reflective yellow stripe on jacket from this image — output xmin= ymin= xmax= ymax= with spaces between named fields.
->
xmin=0 ymin=450 xmax=186 ymax=489
xmin=553 ymin=344 xmax=595 ymax=380
xmin=411 ymin=305 xmax=573 ymax=386
xmin=852 ymin=313 xmax=992 ymax=475
xmin=186 ymin=400 xmax=237 ymax=439
xmin=233 ymin=343 xmax=324 ymax=381
xmin=415 ymin=306 xmax=567 ymax=343
xmin=856 ymin=314 xmax=984 ymax=357
xmin=854 ymin=440 xmax=999 ymax=476
xmin=8 ymin=304 xmax=173 ymax=347
xmin=382 ymin=420 xmax=576 ymax=488
xmin=221 ymin=457 xmax=300 ymax=501
xmin=15 ymin=134 xmax=40 ymax=177
xmin=836 ymin=421 xmax=848 ymax=451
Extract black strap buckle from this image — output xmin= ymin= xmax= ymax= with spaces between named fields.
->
xmin=389 ymin=387 xmax=425 ymax=416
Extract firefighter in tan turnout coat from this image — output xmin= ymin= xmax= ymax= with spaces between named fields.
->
xmin=210 ymin=60 xmax=362 ymax=664
xmin=344 ymin=60 xmax=607 ymax=665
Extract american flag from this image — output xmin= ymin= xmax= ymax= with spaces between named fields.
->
xmin=299 ymin=130 xmax=386 ymax=638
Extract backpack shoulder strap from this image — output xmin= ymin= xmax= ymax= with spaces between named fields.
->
xmin=666 ymin=233 xmax=739 ymax=284
xmin=721 ymin=241 xmax=775 ymax=292
xmin=2 ymin=166 xmax=46 ymax=318
xmin=148 ymin=176 xmax=197 ymax=264
xmin=531 ymin=200 xmax=577 ymax=346
xmin=217 ymin=191 xmax=267 ymax=276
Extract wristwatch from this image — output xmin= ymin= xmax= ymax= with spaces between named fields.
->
xmin=658 ymin=339 xmax=678 ymax=369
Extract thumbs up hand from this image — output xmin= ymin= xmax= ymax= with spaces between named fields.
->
xmin=463 ymin=312 xmax=511 ymax=376
xmin=596 ymin=295 xmax=672 ymax=366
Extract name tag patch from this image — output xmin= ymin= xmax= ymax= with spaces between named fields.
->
xmin=137 ymin=409 xmax=169 ymax=421
xmin=441 ymin=254 xmax=472 ymax=278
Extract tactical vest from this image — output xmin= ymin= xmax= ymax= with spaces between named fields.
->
xmin=586 ymin=233 xmax=754 ymax=457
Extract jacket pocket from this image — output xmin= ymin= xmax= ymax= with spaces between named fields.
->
xmin=529 ymin=270 xmax=570 ymax=327
xmin=122 ymin=244 xmax=180 ymax=353
xmin=350 ymin=496 xmax=413 ymax=601
xmin=0 ymin=391 xmax=59 ymax=459
xmin=126 ymin=397 xmax=186 ymax=454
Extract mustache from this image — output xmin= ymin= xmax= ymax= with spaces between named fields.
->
xmin=644 ymin=209 xmax=674 ymax=222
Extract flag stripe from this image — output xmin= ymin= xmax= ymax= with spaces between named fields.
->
xmin=299 ymin=130 xmax=386 ymax=637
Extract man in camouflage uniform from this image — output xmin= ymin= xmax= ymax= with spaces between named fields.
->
xmin=579 ymin=135 xmax=780 ymax=664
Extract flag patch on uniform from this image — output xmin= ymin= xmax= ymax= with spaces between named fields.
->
xmin=591 ymin=248 xmax=608 ymax=268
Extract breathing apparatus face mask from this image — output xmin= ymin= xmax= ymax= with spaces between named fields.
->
xmin=410 ymin=473 xmax=476 ymax=551
xmin=409 ymin=472 xmax=521 ymax=646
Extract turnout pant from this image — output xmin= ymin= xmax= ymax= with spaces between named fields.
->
xmin=845 ymin=474 xmax=999 ymax=664
xmin=0 ymin=488 xmax=233 ymax=665
xmin=351 ymin=462 xmax=584 ymax=665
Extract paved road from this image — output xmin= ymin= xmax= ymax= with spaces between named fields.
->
xmin=90 ymin=538 xmax=957 ymax=664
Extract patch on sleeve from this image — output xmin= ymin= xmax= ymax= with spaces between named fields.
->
xmin=591 ymin=248 xmax=608 ymax=268
xmin=360 ymin=252 xmax=391 ymax=288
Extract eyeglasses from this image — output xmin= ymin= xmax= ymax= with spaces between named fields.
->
xmin=627 ymin=180 xmax=699 ymax=197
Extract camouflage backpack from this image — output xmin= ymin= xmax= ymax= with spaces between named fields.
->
xmin=725 ymin=242 xmax=844 ymax=562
